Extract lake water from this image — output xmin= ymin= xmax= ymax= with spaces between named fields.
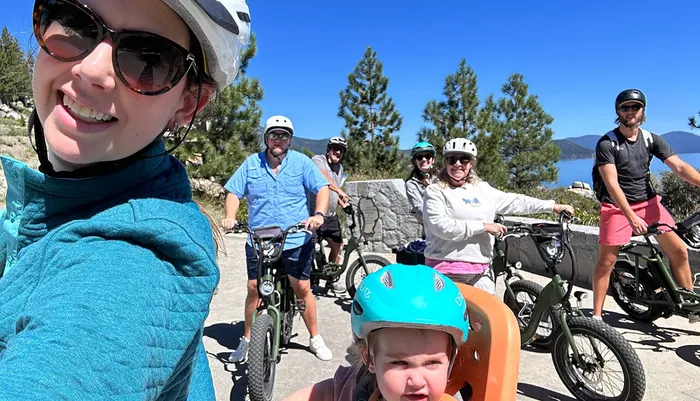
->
xmin=549 ymin=153 xmax=700 ymax=189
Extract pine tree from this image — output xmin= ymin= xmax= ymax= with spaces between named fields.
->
xmin=171 ymin=34 xmax=263 ymax=185
xmin=418 ymin=59 xmax=480 ymax=159
xmin=0 ymin=27 xmax=33 ymax=103
xmin=338 ymin=46 xmax=404 ymax=177
xmin=495 ymin=73 xmax=560 ymax=189
xmin=473 ymin=95 xmax=508 ymax=188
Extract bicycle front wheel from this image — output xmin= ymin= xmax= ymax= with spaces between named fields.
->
xmin=248 ymin=314 xmax=277 ymax=401
xmin=551 ymin=316 xmax=645 ymax=401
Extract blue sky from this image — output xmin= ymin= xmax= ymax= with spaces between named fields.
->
xmin=4 ymin=1 xmax=700 ymax=148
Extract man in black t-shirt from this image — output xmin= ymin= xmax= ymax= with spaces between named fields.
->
xmin=592 ymin=89 xmax=700 ymax=323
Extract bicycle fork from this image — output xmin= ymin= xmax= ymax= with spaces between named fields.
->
xmin=558 ymin=294 xmax=607 ymax=369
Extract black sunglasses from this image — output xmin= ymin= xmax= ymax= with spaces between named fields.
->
xmin=328 ymin=145 xmax=345 ymax=153
xmin=33 ymin=0 xmax=198 ymax=96
xmin=414 ymin=153 xmax=434 ymax=161
xmin=619 ymin=104 xmax=642 ymax=113
xmin=268 ymin=131 xmax=291 ymax=141
xmin=445 ymin=155 xmax=472 ymax=165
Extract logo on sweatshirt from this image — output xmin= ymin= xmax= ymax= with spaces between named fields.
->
xmin=463 ymin=197 xmax=481 ymax=206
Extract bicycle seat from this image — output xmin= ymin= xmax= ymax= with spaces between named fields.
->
xmin=446 ymin=284 xmax=520 ymax=401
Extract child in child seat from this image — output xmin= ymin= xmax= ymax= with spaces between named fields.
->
xmin=283 ymin=264 xmax=471 ymax=401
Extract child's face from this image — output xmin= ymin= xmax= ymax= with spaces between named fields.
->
xmin=33 ymin=0 xmax=198 ymax=167
xmin=368 ymin=328 xmax=451 ymax=401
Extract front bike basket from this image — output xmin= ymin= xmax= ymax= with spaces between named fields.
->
xmin=531 ymin=223 xmax=565 ymax=266
xmin=253 ymin=225 xmax=282 ymax=240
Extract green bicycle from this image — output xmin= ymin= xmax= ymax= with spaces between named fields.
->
xmin=495 ymin=211 xmax=646 ymax=401
xmin=609 ymin=210 xmax=700 ymax=323
xmin=233 ymin=222 xmax=308 ymax=401
xmin=310 ymin=203 xmax=390 ymax=298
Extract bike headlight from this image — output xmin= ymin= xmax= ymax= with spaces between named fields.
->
xmin=545 ymin=239 xmax=560 ymax=256
xmin=260 ymin=280 xmax=274 ymax=296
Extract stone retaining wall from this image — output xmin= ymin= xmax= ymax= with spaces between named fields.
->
xmin=345 ymin=179 xmax=422 ymax=252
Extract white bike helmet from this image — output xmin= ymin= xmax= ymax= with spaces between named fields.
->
xmin=162 ymin=0 xmax=251 ymax=88
xmin=444 ymin=138 xmax=478 ymax=158
xmin=264 ymin=115 xmax=294 ymax=136
xmin=328 ymin=136 xmax=348 ymax=150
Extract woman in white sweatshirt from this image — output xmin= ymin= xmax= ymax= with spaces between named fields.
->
xmin=423 ymin=138 xmax=574 ymax=294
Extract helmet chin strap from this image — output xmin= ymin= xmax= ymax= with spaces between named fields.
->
xmin=448 ymin=172 xmax=468 ymax=183
xmin=266 ymin=141 xmax=290 ymax=163
xmin=447 ymin=167 xmax=471 ymax=183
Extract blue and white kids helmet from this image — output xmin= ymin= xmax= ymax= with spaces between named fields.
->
xmin=351 ymin=264 xmax=470 ymax=346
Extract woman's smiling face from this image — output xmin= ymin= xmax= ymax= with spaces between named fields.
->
xmin=33 ymin=0 xmax=199 ymax=169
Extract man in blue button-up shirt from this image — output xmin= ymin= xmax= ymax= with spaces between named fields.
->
xmin=222 ymin=115 xmax=334 ymax=362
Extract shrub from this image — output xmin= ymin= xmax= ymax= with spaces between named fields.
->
xmin=659 ymin=169 xmax=700 ymax=221
xmin=517 ymin=187 xmax=600 ymax=226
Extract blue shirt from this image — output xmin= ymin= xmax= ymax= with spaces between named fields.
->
xmin=0 ymin=141 xmax=218 ymax=400
xmin=225 ymin=150 xmax=329 ymax=249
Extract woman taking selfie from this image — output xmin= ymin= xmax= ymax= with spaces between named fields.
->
xmin=0 ymin=0 xmax=251 ymax=399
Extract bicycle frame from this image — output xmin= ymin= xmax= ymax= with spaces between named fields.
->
xmin=497 ymin=213 xmax=599 ymax=367
xmin=618 ymin=239 xmax=700 ymax=309
xmin=311 ymin=205 xmax=373 ymax=280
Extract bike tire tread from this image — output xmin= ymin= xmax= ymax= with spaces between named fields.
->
xmin=248 ymin=314 xmax=276 ymax=401
xmin=551 ymin=316 xmax=646 ymax=401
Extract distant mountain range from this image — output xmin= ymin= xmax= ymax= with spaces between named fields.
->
xmin=557 ymin=130 xmax=700 ymax=159
xmin=289 ymin=137 xmax=329 ymax=155
xmin=280 ymin=130 xmax=700 ymax=161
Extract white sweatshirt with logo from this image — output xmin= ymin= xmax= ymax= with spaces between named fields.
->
xmin=423 ymin=181 xmax=555 ymax=264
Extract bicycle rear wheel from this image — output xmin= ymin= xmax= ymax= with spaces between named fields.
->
xmin=346 ymin=255 xmax=391 ymax=298
xmin=503 ymin=279 xmax=560 ymax=348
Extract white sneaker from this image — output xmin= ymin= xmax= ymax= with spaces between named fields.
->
xmin=228 ymin=337 xmax=249 ymax=363
xmin=309 ymin=335 xmax=333 ymax=361
xmin=689 ymin=314 xmax=700 ymax=324
xmin=331 ymin=281 xmax=347 ymax=293
xmin=591 ymin=315 xmax=603 ymax=321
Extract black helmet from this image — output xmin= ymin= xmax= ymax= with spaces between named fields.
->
xmin=615 ymin=89 xmax=646 ymax=109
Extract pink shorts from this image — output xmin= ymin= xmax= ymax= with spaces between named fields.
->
xmin=424 ymin=257 xmax=489 ymax=275
xmin=599 ymin=196 xmax=676 ymax=246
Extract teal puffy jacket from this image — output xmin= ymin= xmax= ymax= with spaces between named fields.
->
xmin=0 ymin=141 xmax=218 ymax=400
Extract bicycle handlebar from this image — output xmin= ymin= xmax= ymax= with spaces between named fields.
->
xmin=643 ymin=221 xmax=700 ymax=250
xmin=495 ymin=210 xmax=578 ymax=300
xmin=496 ymin=210 xmax=577 ymax=241
xmin=233 ymin=222 xmax=310 ymax=240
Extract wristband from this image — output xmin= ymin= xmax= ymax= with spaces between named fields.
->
xmin=315 ymin=212 xmax=324 ymax=217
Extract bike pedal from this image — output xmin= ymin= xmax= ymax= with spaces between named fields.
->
xmin=295 ymin=300 xmax=306 ymax=313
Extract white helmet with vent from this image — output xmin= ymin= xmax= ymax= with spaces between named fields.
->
xmin=264 ymin=115 xmax=294 ymax=136
xmin=163 ymin=0 xmax=252 ymax=88
xmin=443 ymin=138 xmax=477 ymax=158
